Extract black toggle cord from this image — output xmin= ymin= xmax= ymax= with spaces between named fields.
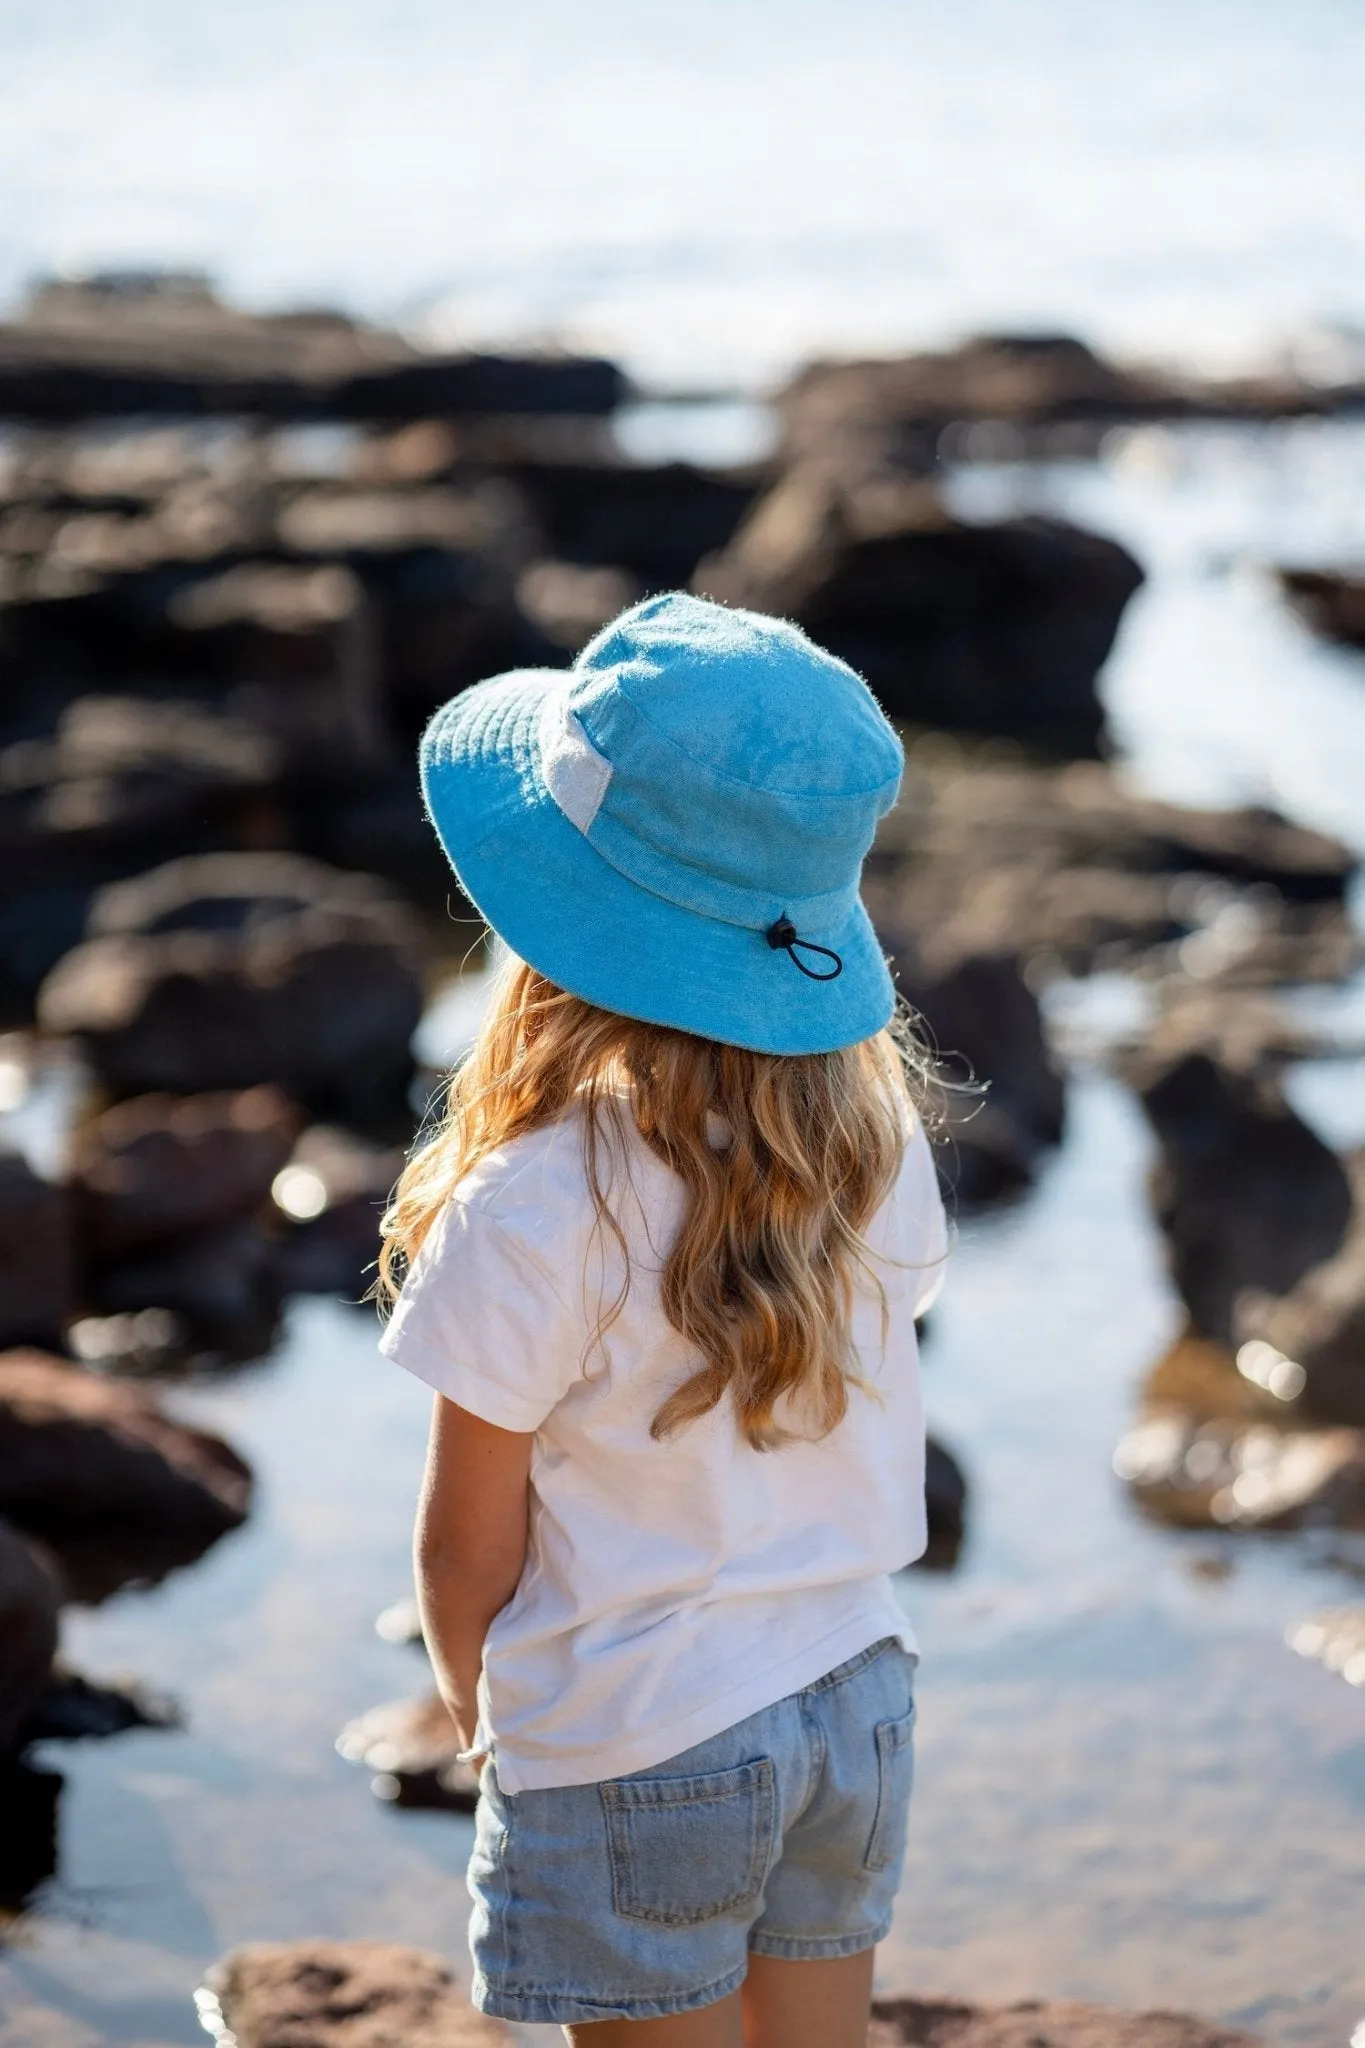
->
xmin=765 ymin=916 xmax=844 ymax=981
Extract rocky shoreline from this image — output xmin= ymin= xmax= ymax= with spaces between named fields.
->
xmin=3 ymin=274 xmax=1364 ymax=2035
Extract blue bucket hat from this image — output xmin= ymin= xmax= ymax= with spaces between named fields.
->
xmin=418 ymin=592 xmax=904 ymax=1055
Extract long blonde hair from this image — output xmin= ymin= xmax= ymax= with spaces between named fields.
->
xmin=376 ymin=955 xmax=935 ymax=1450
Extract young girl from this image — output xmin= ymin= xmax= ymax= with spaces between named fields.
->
xmin=377 ymin=593 xmax=948 ymax=2045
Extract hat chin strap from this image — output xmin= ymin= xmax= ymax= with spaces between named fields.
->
xmin=765 ymin=917 xmax=844 ymax=981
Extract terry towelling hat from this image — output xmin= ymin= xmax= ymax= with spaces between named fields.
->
xmin=419 ymin=592 xmax=904 ymax=1056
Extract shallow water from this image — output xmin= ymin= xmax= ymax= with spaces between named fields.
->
xmin=5 ymin=424 xmax=1365 ymax=2046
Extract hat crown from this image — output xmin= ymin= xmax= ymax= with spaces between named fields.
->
xmin=568 ymin=593 xmax=902 ymax=800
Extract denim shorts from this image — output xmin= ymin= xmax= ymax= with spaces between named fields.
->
xmin=466 ymin=1636 xmax=917 ymax=2026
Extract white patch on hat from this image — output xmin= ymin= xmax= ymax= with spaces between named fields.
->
xmin=538 ymin=693 xmax=614 ymax=836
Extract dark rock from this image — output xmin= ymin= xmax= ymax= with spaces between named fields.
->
xmin=0 ymin=1348 xmax=251 ymax=1554
xmin=0 ymin=1516 xmax=60 ymax=1752
xmin=1134 ymin=1053 xmax=1353 ymax=1347
xmin=88 ymin=1216 xmax=286 ymax=1359
xmin=38 ymin=852 xmax=423 ymax=1121
xmin=0 ymin=277 xmax=624 ymax=423
xmin=72 ymin=1085 xmax=302 ymax=1261
xmin=920 ymin=1436 xmax=968 ymax=1570
xmin=271 ymin=1125 xmax=402 ymax=1299
xmin=697 ymin=469 xmax=1142 ymax=756
xmin=0 ymin=1757 xmax=61 ymax=1909
xmin=778 ymin=331 xmax=1365 ymax=467
xmin=868 ymin=1992 xmax=1259 ymax=2048
xmin=0 ymin=1151 xmax=77 ymax=1347
xmin=1278 ymin=568 xmax=1365 ymax=649
xmin=896 ymin=949 xmax=1064 ymax=1210
xmin=863 ymin=757 xmax=1358 ymax=983
xmin=200 ymin=1939 xmax=512 ymax=2047
xmin=18 ymin=1662 xmax=179 ymax=1742
xmin=511 ymin=458 xmax=762 ymax=592
xmin=336 ymin=1691 xmax=480 ymax=1812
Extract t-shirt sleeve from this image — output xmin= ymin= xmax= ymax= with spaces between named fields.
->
xmin=378 ymin=1198 xmax=583 ymax=1432
xmin=904 ymin=1114 xmax=951 ymax=1317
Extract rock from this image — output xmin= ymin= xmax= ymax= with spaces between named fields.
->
xmin=0 ymin=1348 xmax=251 ymax=1558
xmin=88 ymin=1216 xmax=286 ymax=1360
xmin=0 ymin=1151 xmax=77 ymax=1348
xmin=17 ymin=1662 xmax=179 ymax=1743
xmin=0 ymin=1517 xmax=60 ymax=1752
xmin=868 ymin=1993 xmax=1258 ymax=2048
xmin=271 ymin=1125 xmax=403 ymax=1299
xmin=920 ymin=1436 xmax=968 ymax=1570
xmin=1114 ymin=1408 xmax=1365 ymax=1532
xmin=865 ymin=758 xmax=1356 ymax=980
xmin=511 ymin=458 xmax=762 ymax=591
xmin=200 ymin=1939 xmax=512 ymax=2047
xmin=0 ymin=275 xmax=624 ymax=422
xmin=38 ymin=852 xmax=423 ymax=1121
xmin=896 ymin=950 xmax=1064 ymax=1210
xmin=696 ymin=468 xmax=1142 ymax=756
xmin=71 ymin=1085 xmax=301 ymax=1261
xmin=336 ymin=1691 xmax=480 ymax=1812
xmin=1287 ymin=1604 xmax=1365 ymax=1687
xmin=1277 ymin=568 xmax=1365 ymax=649
xmin=0 ymin=1757 xmax=61 ymax=1909
xmin=1236 ymin=1155 xmax=1365 ymax=1426
xmin=777 ymin=331 xmax=1365 ymax=467
xmin=160 ymin=562 xmax=387 ymax=786
xmin=1134 ymin=1053 xmax=1353 ymax=1346
xmin=517 ymin=559 xmax=642 ymax=651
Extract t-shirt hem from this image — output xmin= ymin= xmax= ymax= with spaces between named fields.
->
xmin=490 ymin=1590 xmax=916 ymax=1794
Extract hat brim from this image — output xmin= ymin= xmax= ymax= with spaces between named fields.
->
xmin=419 ymin=669 xmax=896 ymax=1056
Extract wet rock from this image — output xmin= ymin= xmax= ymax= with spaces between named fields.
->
xmin=18 ymin=1662 xmax=179 ymax=1743
xmin=271 ymin=1125 xmax=402 ymax=1299
xmin=896 ymin=949 xmax=1064 ymax=1209
xmin=0 ymin=1517 xmax=60 ymax=1752
xmin=336 ymin=1691 xmax=480 ymax=1812
xmin=159 ymin=562 xmax=387 ymax=786
xmin=0 ymin=1757 xmax=61 ymax=1909
xmin=0 ymin=1348 xmax=251 ymax=1558
xmin=1237 ymin=1157 xmax=1365 ymax=1427
xmin=88 ymin=1217 xmax=286 ymax=1360
xmin=696 ymin=468 xmax=1141 ymax=756
xmin=868 ymin=1993 xmax=1258 ymax=2048
xmin=517 ymin=558 xmax=642 ymax=651
xmin=777 ymin=332 xmax=1365 ymax=468
xmin=0 ymin=1150 xmax=77 ymax=1347
xmin=1134 ymin=1053 xmax=1353 ymax=1347
xmin=1287 ymin=1604 xmax=1365 ymax=1687
xmin=72 ymin=1085 xmax=301 ymax=1262
xmin=920 ymin=1436 xmax=969 ymax=1570
xmin=1278 ymin=567 xmax=1365 ymax=649
xmin=0 ymin=275 xmax=623 ymax=422
xmin=1114 ymin=1407 xmax=1365 ymax=1532
xmin=512 ymin=458 xmax=762 ymax=592
xmin=864 ymin=757 xmax=1358 ymax=981
xmin=38 ymin=852 xmax=423 ymax=1121
xmin=200 ymin=1939 xmax=512 ymax=2047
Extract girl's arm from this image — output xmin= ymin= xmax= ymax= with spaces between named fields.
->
xmin=413 ymin=1394 xmax=534 ymax=1756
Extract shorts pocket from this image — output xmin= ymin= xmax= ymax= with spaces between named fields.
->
xmin=602 ymin=1756 xmax=776 ymax=1927
xmin=865 ymin=1703 xmax=916 ymax=1873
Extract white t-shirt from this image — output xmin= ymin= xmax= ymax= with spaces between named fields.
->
xmin=379 ymin=1099 xmax=948 ymax=1793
